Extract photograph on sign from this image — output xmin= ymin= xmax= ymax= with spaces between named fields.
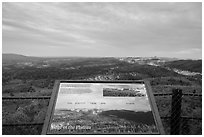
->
xmin=47 ymin=82 xmax=159 ymax=134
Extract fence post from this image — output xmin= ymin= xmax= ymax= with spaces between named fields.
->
xmin=170 ymin=89 xmax=182 ymax=135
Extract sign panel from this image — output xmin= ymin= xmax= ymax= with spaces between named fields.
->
xmin=42 ymin=80 xmax=164 ymax=135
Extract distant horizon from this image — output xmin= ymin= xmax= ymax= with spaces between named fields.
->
xmin=2 ymin=52 xmax=201 ymax=60
xmin=3 ymin=3 xmax=201 ymax=59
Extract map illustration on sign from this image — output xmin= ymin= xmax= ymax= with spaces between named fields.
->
xmin=47 ymin=82 xmax=159 ymax=134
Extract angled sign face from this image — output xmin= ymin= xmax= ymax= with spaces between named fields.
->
xmin=42 ymin=80 xmax=164 ymax=135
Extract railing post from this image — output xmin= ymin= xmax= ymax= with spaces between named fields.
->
xmin=170 ymin=89 xmax=182 ymax=135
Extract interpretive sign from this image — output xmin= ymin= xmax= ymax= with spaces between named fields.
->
xmin=42 ymin=80 xmax=164 ymax=135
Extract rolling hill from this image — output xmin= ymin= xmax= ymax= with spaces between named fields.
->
xmin=164 ymin=60 xmax=202 ymax=73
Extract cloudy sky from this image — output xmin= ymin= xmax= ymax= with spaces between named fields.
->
xmin=2 ymin=2 xmax=202 ymax=59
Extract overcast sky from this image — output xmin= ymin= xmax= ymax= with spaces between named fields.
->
xmin=2 ymin=2 xmax=202 ymax=59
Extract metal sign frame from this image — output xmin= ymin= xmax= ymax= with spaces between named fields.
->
xmin=42 ymin=80 xmax=165 ymax=135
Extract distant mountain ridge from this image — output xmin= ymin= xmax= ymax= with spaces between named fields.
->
xmin=2 ymin=53 xmax=39 ymax=64
xmin=3 ymin=53 xmax=27 ymax=60
xmin=2 ymin=54 xmax=202 ymax=74
xmin=2 ymin=53 xmax=201 ymax=60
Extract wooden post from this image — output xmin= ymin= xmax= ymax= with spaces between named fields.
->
xmin=170 ymin=89 xmax=182 ymax=135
